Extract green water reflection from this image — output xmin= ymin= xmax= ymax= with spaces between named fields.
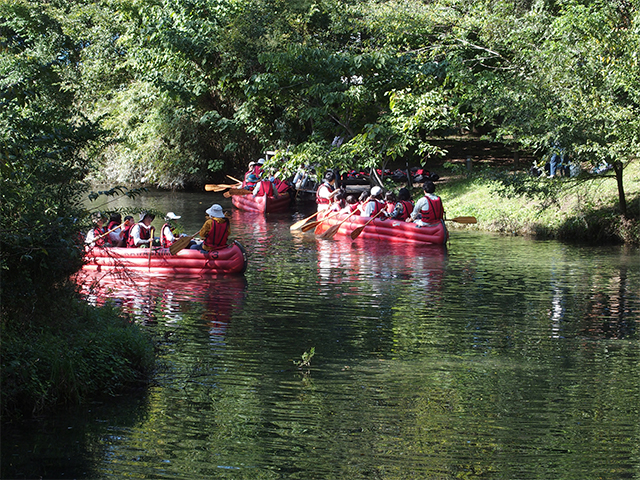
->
xmin=2 ymin=195 xmax=639 ymax=479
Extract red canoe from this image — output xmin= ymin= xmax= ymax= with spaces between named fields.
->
xmin=313 ymin=211 xmax=448 ymax=245
xmin=83 ymin=240 xmax=248 ymax=275
xmin=231 ymin=193 xmax=291 ymax=213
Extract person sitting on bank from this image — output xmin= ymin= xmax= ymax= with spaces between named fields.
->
xmin=316 ymin=170 xmax=340 ymax=211
xmin=361 ymin=186 xmax=385 ymax=218
xmin=85 ymin=212 xmax=107 ymax=247
xmin=160 ymin=212 xmax=184 ymax=248
xmin=191 ymin=204 xmax=230 ymax=252
xmin=406 ymin=181 xmax=444 ymax=225
xmin=127 ymin=212 xmax=155 ymax=248
xmin=386 ymin=187 xmax=414 ymax=221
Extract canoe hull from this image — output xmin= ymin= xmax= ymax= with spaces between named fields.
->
xmin=231 ymin=193 xmax=291 ymax=213
xmin=83 ymin=241 xmax=248 ymax=275
xmin=314 ymin=212 xmax=448 ymax=245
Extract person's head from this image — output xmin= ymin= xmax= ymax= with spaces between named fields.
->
xmin=247 ymin=174 xmax=259 ymax=183
xmin=91 ymin=212 xmax=105 ymax=226
xmin=324 ymin=170 xmax=335 ymax=183
xmin=139 ymin=212 xmax=155 ymax=225
xmin=398 ymin=187 xmax=411 ymax=201
xmin=248 ymin=161 xmax=256 ymax=170
xmin=257 ymin=158 xmax=265 ymax=165
xmin=384 ymin=191 xmax=396 ymax=203
xmin=346 ymin=194 xmax=358 ymax=205
xmin=165 ymin=212 xmax=181 ymax=222
xmin=358 ymin=190 xmax=369 ymax=202
xmin=124 ymin=215 xmax=134 ymax=226
xmin=370 ymin=186 xmax=383 ymax=198
xmin=206 ymin=204 xmax=225 ymax=219
xmin=423 ymin=181 xmax=435 ymax=194
xmin=108 ymin=213 xmax=122 ymax=225
xmin=334 ymin=190 xmax=346 ymax=202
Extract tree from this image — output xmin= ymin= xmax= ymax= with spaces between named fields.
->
xmin=0 ymin=1 xmax=102 ymax=323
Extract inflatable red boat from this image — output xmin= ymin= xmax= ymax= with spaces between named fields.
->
xmin=314 ymin=211 xmax=448 ymax=245
xmin=83 ymin=240 xmax=248 ymax=275
xmin=231 ymin=193 xmax=291 ymax=214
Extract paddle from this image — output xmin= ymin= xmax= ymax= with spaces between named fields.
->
xmin=318 ymin=208 xmax=360 ymax=240
xmin=147 ymin=227 xmax=155 ymax=271
xmin=204 ymin=183 xmax=237 ymax=192
xmin=226 ymin=175 xmax=243 ymax=184
xmin=446 ymin=216 xmax=477 ymax=224
xmin=223 ymin=188 xmax=253 ymax=198
xmin=290 ymin=211 xmax=319 ymax=231
xmin=350 ymin=209 xmax=386 ymax=240
xmin=169 ymin=230 xmax=200 ymax=255
xmin=93 ymin=222 xmax=126 ymax=242
xmin=300 ymin=209 xmax=342 ymax=233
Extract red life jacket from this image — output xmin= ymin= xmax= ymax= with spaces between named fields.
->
xmin=364 ymin=200 xmax=384 ymax=217
xmin=398 ymin=200 xmax=414 ymax=221
xmin=92 ymin=226 xmax=106 ymax=247
xmin=385 ymin=202 xmax=395 ymax=214
xmin=316 ymin=182 xmax=334 ymax=204
xmin=126 ymin=223 xmax=151 ymax=248
xmin=160 ymin=223 xmax=175 ymax=248
xmin=419 ymin=196 xmax=444 ymax=223
xmin=122 ymin=224 xmax=133 ymax=247
xmin=251 ymin=165 xmax=262 ymax=177
xmin=255 ymin=180 xmax=275 ymax=197
xmin=273 ymin=178 xmax=291 ymax=194
xmin=204 ymin=218 xmax=230 ymax=250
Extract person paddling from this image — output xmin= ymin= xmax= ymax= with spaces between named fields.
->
xmin=191 ymin=204 xmax=230 ymax=252
xmin=406 ymin=181 xmax=444 ymax=226
xmin=316 ymin=170 xmax=340 ymax=212
xmin=386 ymin=187 xmax=414 ymax=221
xmin=128 ymin=212 xmax=155 ymax=247
xmin=160 ymin=212 xmax=183 ymax=248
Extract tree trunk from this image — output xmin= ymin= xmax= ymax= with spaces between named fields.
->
xmin=613 ymin=160 xmax=627 ymax=217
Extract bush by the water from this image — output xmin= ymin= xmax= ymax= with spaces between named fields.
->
xmin=1 ymin=292 xmax=154 ymax=419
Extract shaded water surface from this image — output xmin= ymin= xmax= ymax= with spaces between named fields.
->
xmin=3 ymin=191 xmax=639 ymax=479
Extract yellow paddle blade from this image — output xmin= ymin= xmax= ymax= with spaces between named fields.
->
xmin=169 ymin=236 xmax=193 ymax=255
xmin=447 ymin=216 xmax=477 ymax=224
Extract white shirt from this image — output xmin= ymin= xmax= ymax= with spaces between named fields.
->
xmin=130 ymin=223 xmax=153 ymax=246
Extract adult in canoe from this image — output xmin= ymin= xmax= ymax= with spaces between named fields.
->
xmin=191 ymin=204 xmax=230 ymax=252
xmin=385 ymin=187 xmax=414 ymax=221
xmin=406 ymin=181 xmax=445 ymax=226
xmin=316 ymin=170 xmax=340 ymax=211
xmin=128 ymin=212 xmax=156 ymax=247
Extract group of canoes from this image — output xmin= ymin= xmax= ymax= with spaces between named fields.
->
xmin=84 ymin=163 xmax=475 ymax=276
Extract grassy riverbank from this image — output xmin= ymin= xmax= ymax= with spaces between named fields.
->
xmin=1 ymin=291 xmax=155 ymax=420
xmin=435 ymin=160 xmax=640 ymax=245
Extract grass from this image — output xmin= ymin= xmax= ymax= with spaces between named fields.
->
xmin=1 ymin=291 xmax=155 ymax=419
xmin=434 ymin=160 xmax=640 ymax=245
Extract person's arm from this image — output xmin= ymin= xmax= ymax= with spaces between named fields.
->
xmin=198 ymin=220 xmax=212 ymax=239
xmin=408 ymin=197 xmax=426 ymax=221
xmin=163 ymin=225 xmax=175 ymax=243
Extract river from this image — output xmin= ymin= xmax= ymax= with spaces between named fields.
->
xmin=2 ymin=190 xmax=639 ymax=479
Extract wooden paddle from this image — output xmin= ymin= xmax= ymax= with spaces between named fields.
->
xmin=290 ymin=211 xmax=319 ymax=231
xmin=93 ymin=222 xmax=126 ymax=242
xmin=169 ymin=231 xmax=200 ymax=255
xmin=226 ymin=175 xmax=243 ymax=184
xmin=300 ymin=209 xmax=342 ymax=233
xmin=350 ymin=209 xmax=386 ymax=240
xmin=204 ymin=183 xmax=238 ymax=192
xmin=446 ymin=216 xmax=477 ymax=224
xmin=223 ymin=188 xmax=253 ymax=198
xmin=147 ymin=227 xmax=155 ymax=271
xmin=318 ymin=208 xmax=360 ymax=240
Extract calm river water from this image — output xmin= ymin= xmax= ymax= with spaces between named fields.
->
xmin=3 ymin=190 xmax=639 ymax=479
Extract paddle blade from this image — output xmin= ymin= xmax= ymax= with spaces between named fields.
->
xmin=227 ymin=188 xmax=253 ymax=196
xmin=290 ymin=212 xmax=319 ymax=231
xmin=319 ymin=224 xmax=340 ymax=239
xmin=204 ymin=184 xmax=217 ymax=191
xmin=350 ymin=226 xmax=365 ymax=240
xmin=169 ymin=236 xmax=193 ymax=255
xmin=448 ymin=216 xmax=477 ymax=224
